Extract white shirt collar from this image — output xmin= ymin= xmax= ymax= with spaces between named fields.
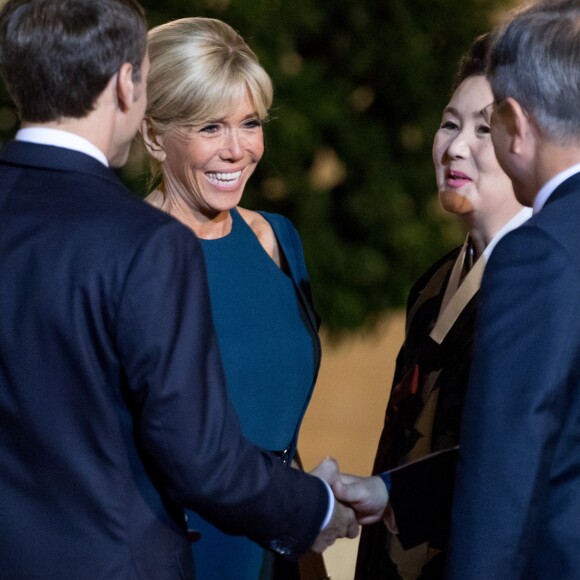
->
xmin=15 ymin=127 xmax=109 ymax=167
xmin=533 ymin=163 xmax=580 ymax=214
xmin=482 ymin=206 xmax=533 ymax=261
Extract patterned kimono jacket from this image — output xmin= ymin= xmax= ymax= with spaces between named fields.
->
xmin=355 ymin=242 xmax=480 ymax=580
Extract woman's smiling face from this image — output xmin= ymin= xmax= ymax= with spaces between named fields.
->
xmin=433 ymin=74 xmax=514 ymax=221
xmin=160 ymin=93 xmax=264 ymax=218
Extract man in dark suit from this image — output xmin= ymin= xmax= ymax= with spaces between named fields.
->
xmin=446 ymin=1 xmax=580 ymax=578
xmin=0 ymin=1 xmax=357 ymax=578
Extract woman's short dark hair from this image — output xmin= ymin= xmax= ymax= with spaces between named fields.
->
xmin=451 ymin=33 xmax=491 ymax=93
xmin=0 ymin=0 xmax=147 ymax=122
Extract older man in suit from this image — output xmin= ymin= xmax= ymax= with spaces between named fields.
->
xmin=0 ymin=1 xmax=357 ymax=578
xmin=446 ymin=1 xmax=580 ymax=578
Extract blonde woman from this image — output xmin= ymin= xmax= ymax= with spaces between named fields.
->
xmin=141 ymin=17 xmax=323 ymax=580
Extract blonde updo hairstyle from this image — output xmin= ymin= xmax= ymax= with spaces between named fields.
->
xmin=143 ymin=17 xmax=273 ymax=181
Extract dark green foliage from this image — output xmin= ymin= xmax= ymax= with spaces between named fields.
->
xmin=0 ymin=0 xmax=504 ymax=337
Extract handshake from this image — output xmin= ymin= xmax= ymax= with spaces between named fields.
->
xmin=309 ymin=458 xmax=390 ymax=553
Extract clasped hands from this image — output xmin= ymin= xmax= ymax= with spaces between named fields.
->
xmin=309 ymin=457 xmax=392 ymax=553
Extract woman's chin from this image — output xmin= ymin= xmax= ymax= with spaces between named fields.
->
xmin=439 ymin=190 xmax=474 ymax=216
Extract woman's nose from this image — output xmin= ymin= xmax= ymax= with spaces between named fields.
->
xmin=220 ymin=130 xmax=244 ymax=160
xmin=446 ymin=131 xmax=471 ymax=159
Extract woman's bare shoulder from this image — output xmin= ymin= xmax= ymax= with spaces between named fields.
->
xmin=237 ymin=206 xmax=281 ymax=265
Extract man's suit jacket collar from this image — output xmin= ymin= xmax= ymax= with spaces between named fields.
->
xmin=0 ymin=140 xmax=123 ymax=187
xmin=541 ymin=169 xmax=580 ymax=211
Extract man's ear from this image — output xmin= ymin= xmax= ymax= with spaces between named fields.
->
xmin=140 ymin=117 xmax=167 ymax=162
xmin=116 ymin=62 xmax=136 ymax=113
xmin=501 ymin=97 xmax=533 ymax=155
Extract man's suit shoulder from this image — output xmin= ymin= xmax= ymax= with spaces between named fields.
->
xmin=492 ymin=196 xmax=580 ymax=276
xmin=53 ymin=165 xmax=198 ymax=253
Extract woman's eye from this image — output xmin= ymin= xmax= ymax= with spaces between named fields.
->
xmin=477 ymin=124 xmax=491 ymax=135
xmin=243 ymin=119 xmax=262 ymax=130
xmin=200 ymin=124 xmax=220 ymax=134
xmin=441 ymin=120 xmax=459 ymax=131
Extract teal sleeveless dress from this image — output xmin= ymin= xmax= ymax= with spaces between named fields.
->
xmin=188 ymin=208 xmax=320 ymax=579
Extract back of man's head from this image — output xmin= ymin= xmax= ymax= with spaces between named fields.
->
xmin=488 ymin=0 xmax=580 ymax=145
xmin=0 ymin=0 xmax=147 ymax=123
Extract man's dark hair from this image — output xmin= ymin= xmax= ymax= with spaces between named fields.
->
xmin=0 ymin=0 xmax=147 ymax=122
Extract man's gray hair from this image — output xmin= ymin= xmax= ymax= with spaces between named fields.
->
xmin=488 ymin=0 xmax=580 ymax=144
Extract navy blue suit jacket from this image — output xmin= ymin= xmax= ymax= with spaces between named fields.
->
xmin=447 ymin=172 xmax=580 ymax=579
xmin=0 ymin=141 xmax=327 ymax=580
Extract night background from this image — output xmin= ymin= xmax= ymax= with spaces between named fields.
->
xmin=0 ymin=0 xmax=512 ymax=337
